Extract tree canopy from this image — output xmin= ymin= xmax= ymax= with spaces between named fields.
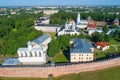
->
xmin=0 ymin=12 xmax=43 ymax=55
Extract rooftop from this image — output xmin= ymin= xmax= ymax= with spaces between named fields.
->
xmin=18 ymin=47 xmax=43 ymax=52
xmin=96 ymin=42 xmax=109 ymax=47
xmin=114 ymin=18 xmax=119 ymax=23
xmin=32 ymin=34 xmax=50 ymax=44
xmin=71 ymin=39 xmax=94 ymax=53
xmin=88 ymin=24 xmax=96 ymax=28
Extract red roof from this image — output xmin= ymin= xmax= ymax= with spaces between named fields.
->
xmin=88 ymin=24 xmax=96 ymax=28
xmin=96 ymin=42 xmax=109 ymax=47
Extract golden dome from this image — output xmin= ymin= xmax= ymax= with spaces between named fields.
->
xmin=69 ymin=19 xmax=73 ymax=24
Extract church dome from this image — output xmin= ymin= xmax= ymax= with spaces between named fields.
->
xmin=27 ymin=41 xmax=32 ymax=45
xmin=69 ymin=19 xmax=74 ymax=24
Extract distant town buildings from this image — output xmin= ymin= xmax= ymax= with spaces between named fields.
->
xmin=43 ymin=10 xmax=59 ymax=15
xmin=113 ymin=18 xmax=119 ymax=26
xmin=70 ymin=39 xmax=94 ymax=62
xmin=17 ymin=34 xmax=51 ymax=65
xmin=35 ymin=17 xmax=50 ymax=26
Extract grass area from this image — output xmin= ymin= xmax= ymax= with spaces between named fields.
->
xmin=109 ymin=39 xmax=120 ymax=45
xmin=55 ymin=66 xmax=120 ymax=80
xmin=53 ymin=53 xmax=68 ymax=63
xmin=43 ymin=32 xmax=56 ymax=39
xmin=94 ymin=46 xmax=117 ymax=59
xmin=94 ymin=52 xmax=107 ymax=59
xmin=117 ymin=46 xmax=120 ymax=52
xmin=0 ymin=59 xmax=4 ymax=65
xmin=1 ymin=66 xmax=120 ymax=80
xmin=107 ymin=46 xmax=116 ymax=52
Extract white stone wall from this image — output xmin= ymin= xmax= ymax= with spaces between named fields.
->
xmin=18 ymin=50 xmax=46 ymax=64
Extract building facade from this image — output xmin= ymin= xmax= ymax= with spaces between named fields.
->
xmin=57 ymin=19 xmax=80 ymax=36
xmin=70 ymin=39 xmax=94 ymax=62
xmin=17 ymin=34 xmax=51 ymax=65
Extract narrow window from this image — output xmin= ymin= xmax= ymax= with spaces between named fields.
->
xmin=35 ymin=51 xmax=37 ymax=57
xmin=25 ymin=52 xmax=27 ymax=57
xmin=30 ymin=51 xmax=32 ymax=57
xmin=39 ymin=52 xmax=41 ymax=57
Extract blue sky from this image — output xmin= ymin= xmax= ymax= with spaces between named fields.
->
xmin=0 ymin=0 xmax=120 ymax=6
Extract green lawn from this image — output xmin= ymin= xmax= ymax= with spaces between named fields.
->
xmin=1 ymin=66 xmax=120 ymax=80
xmin=107 ymin=46 xmax=116 ymax=52
xmin=94 ymin=46 xmax=117 ymax=59
xmin=117 ymin=46 xmax=120 ymax=53
xmin=53 ymin=53 xmax=68 ymax=63
xmin=109 ymin=39 xmax=120 ymax=45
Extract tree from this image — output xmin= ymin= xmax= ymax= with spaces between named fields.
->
xmin=58 ymin=35 xmax=70 ymax=50
xmin=113 ymin=30 xmax=120 ymax=41
xmin=48 ymin=39 xmax=61 ymax=57
xmin=103 ymin=26 xmax=109 ymax=33
xmin=91 ymin=32 xmax=110 ymax=42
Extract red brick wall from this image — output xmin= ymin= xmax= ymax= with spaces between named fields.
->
xmin=0 ymin=58 xmax=120 ymax=78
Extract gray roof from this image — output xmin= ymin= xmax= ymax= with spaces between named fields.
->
xmin=88 ymin=16 xmax=92 ymax=20
xmin=32 ymin=34 xmax=50 ymax=44
xmin=71 ymin=39 xmax=94 ymax=54
xmin=18 ymin=47 xmax=43 ymax=52
xmin=114 ymin=18 xmax=119 ymax=23
xmin=2 ymin=58 xmax=19 ymax=65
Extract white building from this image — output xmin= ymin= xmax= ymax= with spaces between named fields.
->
xmin=57 ymin=19 xmax=81 ymax=36
xmin=96 ymin=42 xmax=110 ymax=51
xmin=17 ymin=34 xmax=51 ymax=65
xmin=70 ymin=39 xmax=94 ymax=62
xmin=87 ymin=24 xmax=103 ymax=35
xmin=76 ymin=13 xmax=88 ymax=29
xmin=87 ymin=28 xmax=103 ymax=35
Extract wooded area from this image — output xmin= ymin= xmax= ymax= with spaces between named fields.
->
xmin=0 ymin=12 xmax=43 ymax=56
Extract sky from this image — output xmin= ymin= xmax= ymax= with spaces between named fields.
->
xmin=0 ymin=0 xmax=120 ymax=6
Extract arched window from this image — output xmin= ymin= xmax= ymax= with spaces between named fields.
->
xmin=34 ymin=51 xmax=37 ymax=57
xmin=39 ymin=52 xmax=41 ymax=57
xmin=30 ymin=51 xmax=32 ymax=57
xmin=20 ymin=52 xmax=23 ymax=57
xmin=24 ymin=52 xmax=27 ymax=57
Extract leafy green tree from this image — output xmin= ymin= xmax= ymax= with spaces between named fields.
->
xmin=103 ymin=26 xmax=109 ymax=33
xmin=113 ymin=30 xmax=120 ymax=41
xmin=58 ymin=35 xmax=70 ymax=51
xmin=48 ymin=39 xmax=61 ymax=57
xmin=91 ymin=32 xmax=110 ymax=42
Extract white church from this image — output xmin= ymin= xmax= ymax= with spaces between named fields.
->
xmin=76 ymin=13 xmax=88 ymax=28
xmin=17 ymin=34 xmax=51 ymax=65
xmin=57 ymin=13 xmax=88 ymax=36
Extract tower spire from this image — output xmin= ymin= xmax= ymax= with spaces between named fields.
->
xmin=77 ymin=12 xmax=80 ymax=24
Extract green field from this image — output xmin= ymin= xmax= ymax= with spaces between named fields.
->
xmin=109 ymin=39 xmax=120 ymax=45
xmin=53 ymin=53 xmax=68 ymax=63
xmin=1 ymin=66 xmax=120 ymax=80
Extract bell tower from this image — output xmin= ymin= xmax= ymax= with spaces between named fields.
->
xmin=77 ymin=13 xmax=80 ymax=24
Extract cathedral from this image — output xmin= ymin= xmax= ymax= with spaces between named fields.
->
xmin=57 ymin=13 xmax=88 ymax=36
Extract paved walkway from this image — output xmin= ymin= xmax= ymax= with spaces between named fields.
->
xmin=0 ymin=57 xmax=120 ymax=78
